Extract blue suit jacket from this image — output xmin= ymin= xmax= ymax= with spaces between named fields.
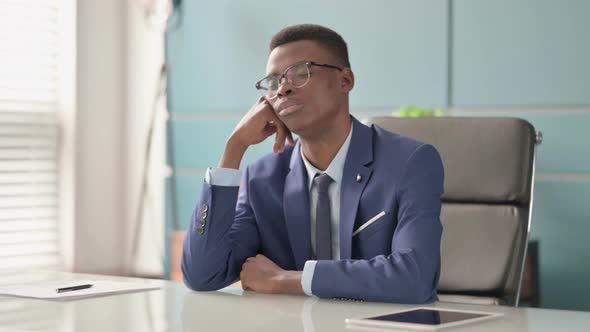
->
xmin=182 ymin=116 xmax=444 ymax=303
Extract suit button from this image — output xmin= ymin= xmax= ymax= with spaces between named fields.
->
xmin=202 ymin=204 xmax=209 ymax=213
xmin=197 ymin=225 xmax=205 ymax=235
xmin=200 ymin=211 xmax=208 ymax=220
xmin=199 ymin=219 xmax=206 ymax=227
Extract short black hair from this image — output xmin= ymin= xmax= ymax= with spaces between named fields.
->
xmin=270 ymin=24 xmax=350 ymax=68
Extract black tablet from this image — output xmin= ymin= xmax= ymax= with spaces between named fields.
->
xmin=345 ymin=307 xmax=502 ymax=330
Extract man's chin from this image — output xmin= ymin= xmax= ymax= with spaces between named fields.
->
xmin=286 ymin=125 xmax=314 ymax=141
xmin=282 ymin=119 xmax=309 ymax=138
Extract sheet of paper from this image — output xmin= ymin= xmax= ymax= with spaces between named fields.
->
xmin=0 ymin=279 xmax=161 ymax=300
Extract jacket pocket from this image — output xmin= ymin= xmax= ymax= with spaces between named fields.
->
xmin=352 ymin=211 xmax=387 ymax=238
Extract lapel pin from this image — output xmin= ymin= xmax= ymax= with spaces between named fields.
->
xmin=356 ymin=174 xmax=362 ymax=182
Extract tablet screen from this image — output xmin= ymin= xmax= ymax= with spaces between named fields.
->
xmin=366 ymin=309 xmax=491 ymax=325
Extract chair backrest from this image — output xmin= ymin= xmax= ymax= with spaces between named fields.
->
xmin=363 ymin=116 xmax=537 ymax=306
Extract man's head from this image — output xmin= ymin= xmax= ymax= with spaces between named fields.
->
xmin=269 ymin=24 xmax=350 ymax=68
xmin=261 ymin=24 xmax=354 ymax=137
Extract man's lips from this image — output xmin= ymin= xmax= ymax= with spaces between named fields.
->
xmin=276 ymin=102 xmax=303 ymax=116
xmin=278 ymin=104 xmax=303 ymax=116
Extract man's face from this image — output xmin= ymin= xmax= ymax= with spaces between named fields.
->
xmin=265 ymin=40 xmax=350 ymax=135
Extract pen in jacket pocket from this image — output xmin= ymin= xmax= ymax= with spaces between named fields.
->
xmin=352 ymin=211 xmax=386 ymax=237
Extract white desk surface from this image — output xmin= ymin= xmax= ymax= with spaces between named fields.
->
xmin=0 ymin=271 xmax=589 ymax=332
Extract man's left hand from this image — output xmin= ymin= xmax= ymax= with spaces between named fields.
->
xmin=240 ymin=254 xmax=304 ymax=294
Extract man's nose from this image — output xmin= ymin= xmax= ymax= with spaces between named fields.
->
xmin=275 ymin=80 xmax=293 ymax=98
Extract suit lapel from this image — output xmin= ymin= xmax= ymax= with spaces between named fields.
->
xmin=283 ymin=141 xmax=313 ymax=270
xmin=340 ymin=117 xmax=374 ymax=259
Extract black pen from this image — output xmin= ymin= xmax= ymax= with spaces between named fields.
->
xmin=56 ymin=284 xmax=93 ymax=293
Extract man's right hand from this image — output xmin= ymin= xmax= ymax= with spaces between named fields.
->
xmin=219 ymin=97 xmax=295 ymax=169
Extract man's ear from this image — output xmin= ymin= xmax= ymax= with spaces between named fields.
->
xmin=340 ymin=68 xmax=354 ymax=93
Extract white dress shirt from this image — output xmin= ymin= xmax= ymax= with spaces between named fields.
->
xmin=204 ymin=123 xmax=354 ymax=297
xmin=299 ymin=125 xmax=353 ymax=295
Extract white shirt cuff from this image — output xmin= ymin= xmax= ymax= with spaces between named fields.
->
xmin=301 ymin=260 xmax=317 ymax=297
xmin=205 ymin=167 xmax=242 ymax=186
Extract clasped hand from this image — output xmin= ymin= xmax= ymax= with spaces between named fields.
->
xmin=240 ymin=254 xmax=304 ymax=294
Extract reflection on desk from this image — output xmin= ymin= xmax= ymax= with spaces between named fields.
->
xmin=1 ymin=271 xmax=589 ymax=332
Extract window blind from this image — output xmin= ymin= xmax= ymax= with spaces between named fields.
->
xmin=0 ymin=0 xmax=64 ymax=275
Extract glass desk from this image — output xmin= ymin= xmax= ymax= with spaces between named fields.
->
xmin=0 ymin=271 xmax=588 ymax=332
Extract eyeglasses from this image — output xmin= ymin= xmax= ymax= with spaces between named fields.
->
xmin=255 ymin=61 xmax=343 ymax=99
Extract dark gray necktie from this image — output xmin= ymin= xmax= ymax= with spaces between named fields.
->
xmin=314 ymin=173 xmax=333 ymax=260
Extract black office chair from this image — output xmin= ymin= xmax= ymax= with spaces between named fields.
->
xmin=363 ymin=116 xmax=541 ymax=306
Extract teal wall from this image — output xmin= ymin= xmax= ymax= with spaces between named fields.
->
xmin=452 ymin=0 xmax=590 ymax=106
xmin=165 ymin=0 xmax=590 ymax=311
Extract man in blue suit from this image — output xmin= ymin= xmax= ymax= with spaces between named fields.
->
xmin=182 ymin=24 xmax=444 ymax=303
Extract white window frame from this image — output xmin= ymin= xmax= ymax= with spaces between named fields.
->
xmin=0 ymin=0 xmax=76 ymax=275
xmin=56 ymin=0 xmax=76 ymax=272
